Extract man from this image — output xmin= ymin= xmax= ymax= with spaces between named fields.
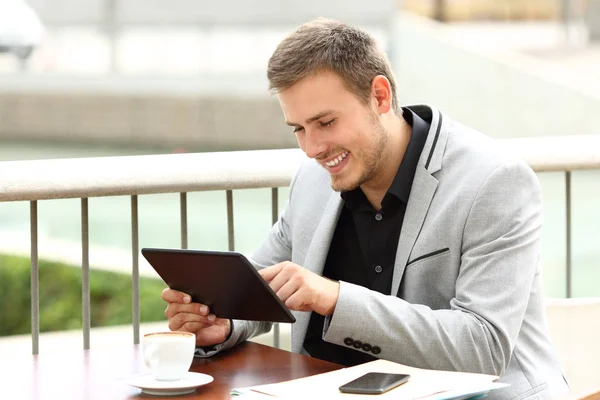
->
xmin=162 ymin=18 xmax=569 ymax=399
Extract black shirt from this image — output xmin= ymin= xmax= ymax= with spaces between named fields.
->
xmin=302 ymin=107 xmax=430 ymax=367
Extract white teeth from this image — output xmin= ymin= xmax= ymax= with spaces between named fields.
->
xmin=325 ymin=152 xmax=348 ymax=167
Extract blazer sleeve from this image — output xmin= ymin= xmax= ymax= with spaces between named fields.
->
xmin=321 ymin=160 xmax=542 ymax=376
xmin=195 ymin=161 xmax=301 ymax=357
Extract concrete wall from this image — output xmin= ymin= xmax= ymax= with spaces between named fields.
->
xmin=0 ymin=84 xmax=295 ymax=150
xmin=391 ymin=12 xmax=600 ymax=138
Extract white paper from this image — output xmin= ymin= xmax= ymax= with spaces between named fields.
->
xmin=234 ymin=359 xmax=508 ymax=399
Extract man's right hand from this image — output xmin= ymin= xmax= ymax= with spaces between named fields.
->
xmin=162 ymin=288 xmax=231 ymax=347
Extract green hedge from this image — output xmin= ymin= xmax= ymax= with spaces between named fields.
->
xmin=0 ymin=254 xmax=168 ymax=336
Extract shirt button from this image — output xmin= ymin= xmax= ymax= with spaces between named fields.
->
xmin=374 ymin=265 xmax=383 ymax=273
xmin=372 ymin=346 xmax=381 ymax=355
xmin=375 ymin=213 xmax=383 ymax=221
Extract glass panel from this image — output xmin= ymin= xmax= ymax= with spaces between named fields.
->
xmin=571 ymin=170 xmax=600 ymax=297
xmin=537 ymin=171 xmax=567 ymax=298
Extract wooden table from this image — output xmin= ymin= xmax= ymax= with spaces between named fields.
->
xmin=3 ymin=342 xmax=342 ymax=399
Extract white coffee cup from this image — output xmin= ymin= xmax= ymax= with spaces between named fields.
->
xmin=142 ymin=331 xmax=196 ymax=381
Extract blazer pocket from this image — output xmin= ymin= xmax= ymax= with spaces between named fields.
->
xmin=401 ymin=247 xmax=453 ymax=307
xmin=406 ymin=248 xmax=450 ymax=268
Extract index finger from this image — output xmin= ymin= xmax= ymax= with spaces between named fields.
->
xmin=258 ymin=263 xmax=285 ymax=282
xmin=161 ymin=288 xmax=192 ymax=304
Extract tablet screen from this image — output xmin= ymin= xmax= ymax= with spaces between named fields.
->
xmin=141 ymin=248 xmax=296 ymax=323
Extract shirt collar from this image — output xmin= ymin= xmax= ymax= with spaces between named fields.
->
xmin=388 ymin=107 xmax=430 ymax=203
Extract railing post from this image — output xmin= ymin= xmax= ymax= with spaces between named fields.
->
xmin=131 ymin=195 xmax=140 ymax=344
xmin=180 ymin=193 xmax=188 ymax=249
xmin=271 ymin=188 xmax=281 ymax=349
xmin=226 ymin=190 xmax=235 ymax=251
xmin=565 ymin=171 xmax=572 ymax=298
xmin=81 ymin=198 xmax=91 ymax=350
xmin=30 ymin=201 xmax=39 ymax=355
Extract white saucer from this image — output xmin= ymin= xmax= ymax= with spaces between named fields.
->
xmin=126 ymin=372 xmax=213 ymax=396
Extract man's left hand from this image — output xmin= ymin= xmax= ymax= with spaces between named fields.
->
xmin=259 ymin=262 xmax=340 ymax=316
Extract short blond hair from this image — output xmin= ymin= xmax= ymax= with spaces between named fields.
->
xmin=267 ymin=18 xmax=399 ymax=114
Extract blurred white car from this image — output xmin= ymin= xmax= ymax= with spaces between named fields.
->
xmin=0 ymin=0 xmax=45 ymax=60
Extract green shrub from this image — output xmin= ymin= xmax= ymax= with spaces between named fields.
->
xmin=0 ymin=254 xmax=167 ymax=336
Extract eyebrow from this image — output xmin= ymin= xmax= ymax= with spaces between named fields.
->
xmin=285 ymin=110 xmax=334 ymax=127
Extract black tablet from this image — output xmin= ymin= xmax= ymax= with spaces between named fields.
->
xmin=141 ymin=248 xmax=295 ymax=323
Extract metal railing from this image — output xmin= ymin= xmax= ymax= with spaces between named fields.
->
xmin=0 ymin=135 xmax=599 ymax=355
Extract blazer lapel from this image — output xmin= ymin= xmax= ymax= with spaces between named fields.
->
xmin=292 ymin=191 xmax=343 ymax=352
xmin=390 ymin=167 xmax=438 ymax=296
xmin=391 ymin=106 xmax=447 ymax=296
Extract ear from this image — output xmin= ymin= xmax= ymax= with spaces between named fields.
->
xmin=371 ymin=75 xmax=392 ymax=114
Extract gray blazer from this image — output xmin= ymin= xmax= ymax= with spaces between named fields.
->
xmin=210 ymin=105 xmax=569 ymax=400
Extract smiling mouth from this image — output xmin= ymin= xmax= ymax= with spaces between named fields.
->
xmin=324 ymin=151 xmax=349 ymax=168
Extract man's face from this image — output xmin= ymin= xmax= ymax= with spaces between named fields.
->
xmin=278 ymin=71 xmax=389 ymax=192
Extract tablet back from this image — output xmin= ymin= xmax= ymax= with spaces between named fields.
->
xmin=141 ymin=248 xmax=295 ymax=323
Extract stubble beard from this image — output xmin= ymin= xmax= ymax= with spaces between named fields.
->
xmin=330 ymin=119 xmax=389 ymax=192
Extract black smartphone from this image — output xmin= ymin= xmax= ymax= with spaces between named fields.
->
xmin=338 ymin=372 xmax=410 ymax=395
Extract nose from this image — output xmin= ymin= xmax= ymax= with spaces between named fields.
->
xmin=302 ymin=128 xmax=328 ymax=159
